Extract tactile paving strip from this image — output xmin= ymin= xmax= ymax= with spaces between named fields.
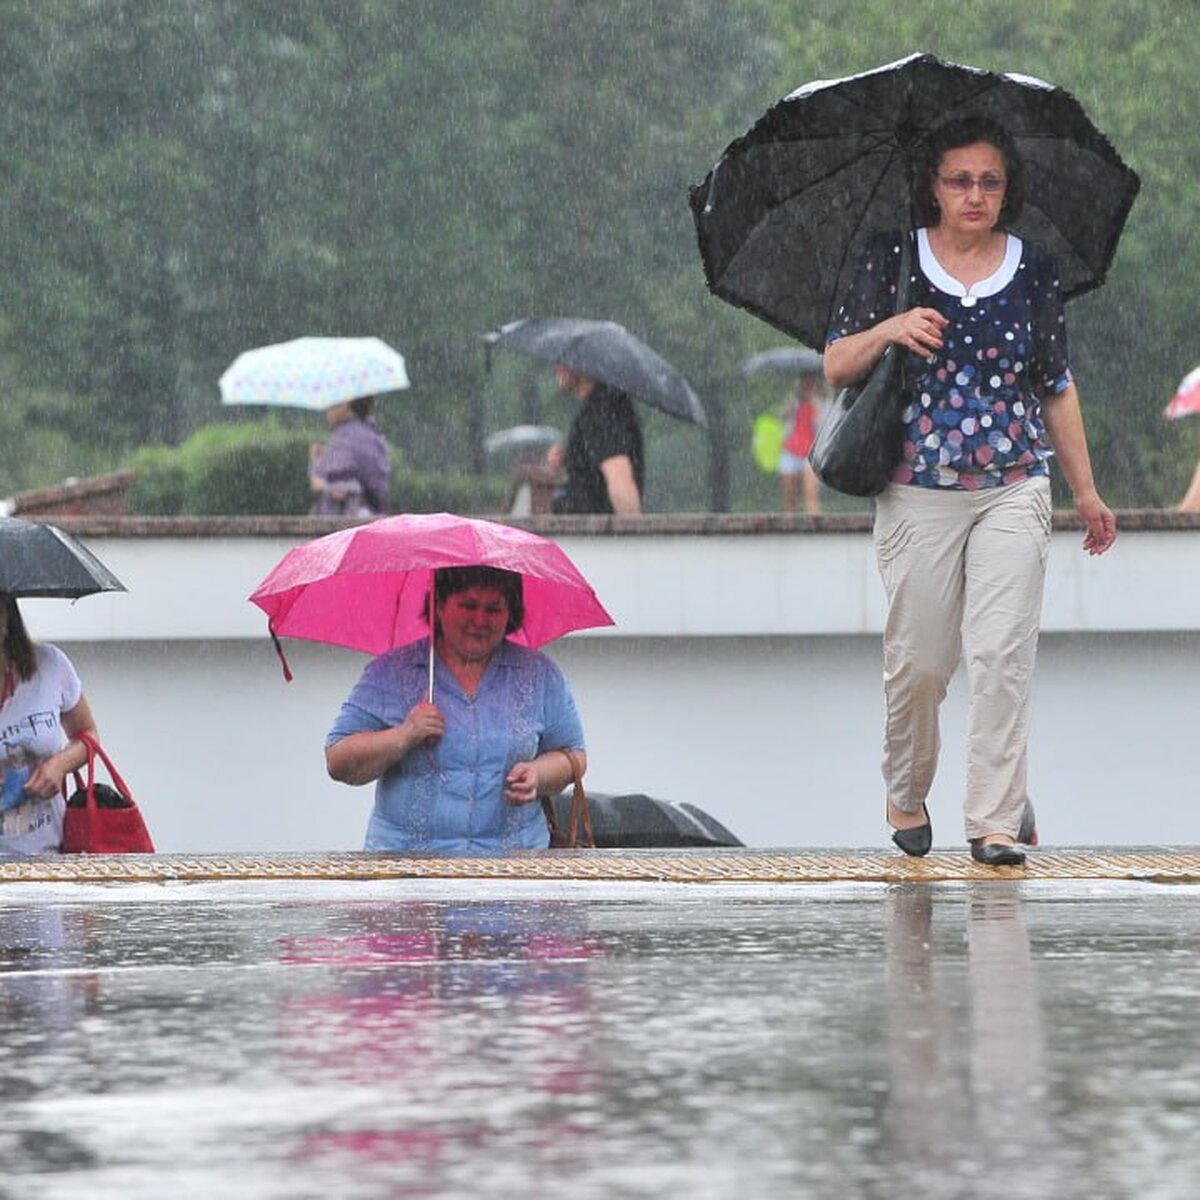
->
xmin=0 ymin=849 xmax=1198 ymax=884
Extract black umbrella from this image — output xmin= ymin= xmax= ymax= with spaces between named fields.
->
xmin=690 ymin=52 xmax=1141 ymax=349
xmin=489 ymin=317 xmax=707 ymax=427
xmin=546 ymin=791 xmax=742 ymax=849
xmin=741 ymin=347 xmax=824 ymax=376
xmin=0 ymin=517 xmax=126 ymax=598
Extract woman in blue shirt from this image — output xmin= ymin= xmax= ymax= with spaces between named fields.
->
xmin=825 ymin=115 xmax=1116 ymax=867
xmin=325 ymin=566 xmax=586 ymax=852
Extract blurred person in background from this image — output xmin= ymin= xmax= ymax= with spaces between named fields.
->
xmin=778 ymin=370 xmax=823 ymax=515
xmin=1175 ymin=458 xmax=1200 ymax=512
xmin=550 ymin=366 xmax=643 ymax=515
xmin=310 ymin=395 xmax=391 ymax=517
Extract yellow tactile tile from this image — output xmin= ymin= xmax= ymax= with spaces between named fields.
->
xmin=0 ymin=849 xmax=1198 ymax=885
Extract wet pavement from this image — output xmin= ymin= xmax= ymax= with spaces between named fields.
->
xmin=0 ymin=878 xmax=1196 ymax=1198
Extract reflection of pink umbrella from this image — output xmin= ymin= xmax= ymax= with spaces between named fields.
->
xmin=250 ymin=512 xmax=613 ymax=678
xmin=1165 ymin=366 xmax=1200 ymax=419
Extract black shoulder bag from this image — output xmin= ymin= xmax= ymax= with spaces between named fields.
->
xmin=810 ymin=232 xmax=914 ymax=497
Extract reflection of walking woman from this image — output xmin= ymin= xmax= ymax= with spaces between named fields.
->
xmin=824 ymin=116 xmax=1116 ymax=867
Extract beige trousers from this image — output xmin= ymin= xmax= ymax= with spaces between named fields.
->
xmin=873 ymin=476 xmax=1052 ymax=839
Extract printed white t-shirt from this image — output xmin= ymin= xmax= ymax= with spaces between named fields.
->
xmin=0 ymin=644 xmax=83 ymax=854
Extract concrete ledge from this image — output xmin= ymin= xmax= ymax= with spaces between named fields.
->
xmin=2 ymin=848 xmax=1199 ymax=884
xmin=5 ymin=471 xmax=137 ymax=518
xmin=29 ymin=507 xmax=1200 ymax=539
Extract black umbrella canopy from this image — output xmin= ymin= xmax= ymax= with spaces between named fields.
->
xmin=690 ymin=52 xmax=1141 ymax=350
xmin=0 ymin=518 xmax=126 ymax=598
xmin=546 ymin=792 xmax=743 ymax=849
xmin=489 ymin=317 xmax=708 ymax=427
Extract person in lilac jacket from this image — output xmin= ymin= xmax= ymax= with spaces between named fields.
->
xmin=309 ymin=395 xmax=391 ymax=516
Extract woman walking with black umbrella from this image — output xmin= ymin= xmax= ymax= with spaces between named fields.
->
xmin=692 ymin=55 xmax=1138 ymax=867
xmin=824 ymin=115 xmax=1115 ymax=866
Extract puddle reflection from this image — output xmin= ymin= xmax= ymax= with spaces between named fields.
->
xmin=275 ymin=901 xmax=606 ymax=1179
xmin=0 ymin=883 xmax=1192 ymax=1198
xmin=883 ymin=885 xmax=1083 ymax=1198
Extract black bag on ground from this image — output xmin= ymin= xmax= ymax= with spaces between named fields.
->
xmin=810 ymin=233 xmax=913 ymax=497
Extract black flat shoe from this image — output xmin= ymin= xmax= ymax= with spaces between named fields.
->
xmin=970 ymin=841 xmax=1026 ymax=867
xmin=891 ymin=804 xmax=932 ymax=858
xmin=1017 ymin=800 xmax=1038 ymax=846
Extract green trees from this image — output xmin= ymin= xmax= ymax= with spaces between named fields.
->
xmin=0 ymin=1 xmax=1193 ymax=511
xmin=762 ymin=0 xmax=1200 ymax=507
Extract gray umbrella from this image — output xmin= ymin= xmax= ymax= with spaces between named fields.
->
xmin=489 ymin=317 xmax=707 ymax=427
xmin=0 ymin=517 xmax=126 ymax=598
xmin=483 ymin=424 xmax=563 ymax=463
xmin=741 ymin=347 xmax=824 ymax=376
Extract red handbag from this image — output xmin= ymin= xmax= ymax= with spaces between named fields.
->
xmin=62 ymin=732 xmax=154 ymax=854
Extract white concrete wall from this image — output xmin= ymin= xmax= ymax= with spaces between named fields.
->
xmin=22 ymin=522 xmax=1200 ymax=852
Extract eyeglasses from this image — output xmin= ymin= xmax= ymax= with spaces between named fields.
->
xmin=938 ymin=173 xmax=1007 ymax=195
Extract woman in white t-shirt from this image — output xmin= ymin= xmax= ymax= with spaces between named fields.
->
xmin=0 ymin=595 xmax=99 ymax=854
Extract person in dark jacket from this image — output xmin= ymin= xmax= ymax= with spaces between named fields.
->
xmin=550 ymin=367 xmax=643 ymax=515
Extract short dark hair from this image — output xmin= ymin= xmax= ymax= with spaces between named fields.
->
xmin=432 ymin=566 xmax=524 ymax=634
xmin=349 ymin=395 xmax=376 ymax=420
xmin=1 ymin=595 xmax=36 ymax=681
xmin=912 ymin=115 xmax=1025 ymax=228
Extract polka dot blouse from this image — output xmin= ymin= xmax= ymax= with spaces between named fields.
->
xmin=828 ymin=228 xmax=1072 ymax=490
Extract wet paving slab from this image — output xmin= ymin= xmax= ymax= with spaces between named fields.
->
xmin=0 ymin=875 xmax=1196 ymax=1198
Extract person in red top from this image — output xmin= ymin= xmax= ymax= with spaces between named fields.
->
xmin=778 ymin=372 xmax=823 ymax=514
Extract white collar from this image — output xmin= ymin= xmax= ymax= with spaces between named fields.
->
xmin=917 ymin=227 xmax=1022 ymax=307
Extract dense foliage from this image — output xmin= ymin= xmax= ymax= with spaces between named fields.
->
xmin=0 ymin=0 xmax=1194 ymax=511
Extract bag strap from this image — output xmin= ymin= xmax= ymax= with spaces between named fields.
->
xmin=540 ymin=748 xmax=593 ymax=849
xmin=893 ymin=232 xmax=914 ymax=386
xmin=895 ymin=229 xmax=913 ymax=314
xmin=70 ymin=732 xmax=134 ymax=808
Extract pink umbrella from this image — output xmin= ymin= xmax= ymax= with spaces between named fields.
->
xmin=250 ymin=512 xmax=613 ymax=679
xmin=1164 ymin=366 xmax=1200 ymax=419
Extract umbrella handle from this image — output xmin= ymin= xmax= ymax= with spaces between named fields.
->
xmin=268 ymin=623 xmax=294 ymax=683
xmin=427 ymin=578 xmax=436 ymax=701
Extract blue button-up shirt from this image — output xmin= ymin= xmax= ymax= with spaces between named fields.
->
xmin=327 ymin=638 xmax=585 ymax=853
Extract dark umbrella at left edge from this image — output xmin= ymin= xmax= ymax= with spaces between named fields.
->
xmin=0 ymin=518 xmax=126 ymax=598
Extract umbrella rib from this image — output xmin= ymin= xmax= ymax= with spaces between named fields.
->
xmin=723 ymin=134 xmax=904 ymax=341
xmin=719 ymin=134 xmax=901 ymax=259
xmin=828 ymin=142 xmax=906 ymax=300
